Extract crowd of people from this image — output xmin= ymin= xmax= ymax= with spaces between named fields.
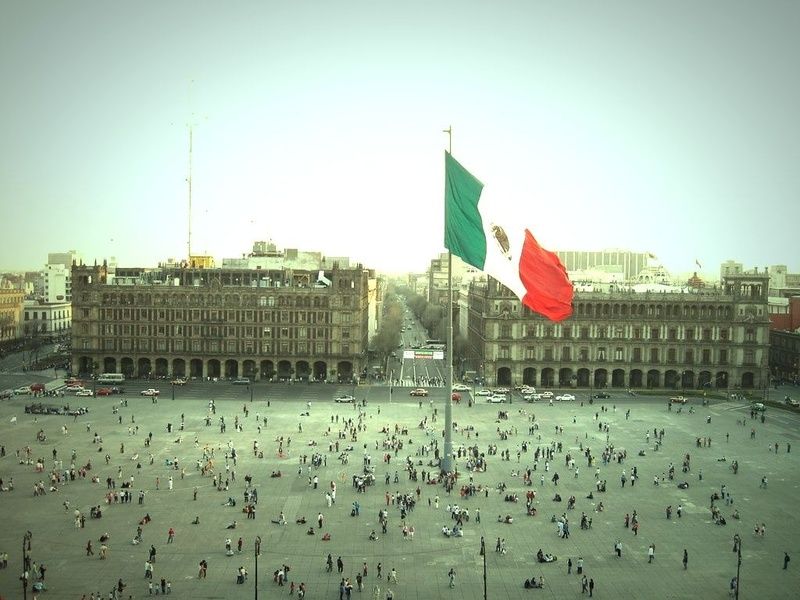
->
xmin=0 ymin=383 xmax=796 ymax=598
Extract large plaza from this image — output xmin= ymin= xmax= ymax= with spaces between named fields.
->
xmin=1 ymin=375 xmax=798 ymax=600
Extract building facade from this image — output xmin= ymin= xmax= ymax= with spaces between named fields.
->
xmin=0 ymin=288 xmax=24 ymax=344
xmin=71 ymin=261 xmax=372 ymax=382
xmin=464 ymin=272 xmax=771 ymax=391
xmin=769 ymin=329 xmax=800 ymax=385
xmin=23 ymin=300 xmax=72 ymax=338
xmin=556 ymin=249 xmax=651 ymax=281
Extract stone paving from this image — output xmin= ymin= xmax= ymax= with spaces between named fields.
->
xmin=1 ymin=385 xmax=799 ymax=599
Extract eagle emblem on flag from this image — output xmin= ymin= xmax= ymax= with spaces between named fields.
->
xmin=490 ymin=224 xmax=512 ymax=260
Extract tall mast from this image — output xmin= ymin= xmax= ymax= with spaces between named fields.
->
xmin=442 ymin=125 xmax=453 ymax=474
xmin=187 ymin=123 xmax=193 ymax=261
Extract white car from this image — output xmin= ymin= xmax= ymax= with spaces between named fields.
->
xmin=140 ymin=388 xmax=160 ymax=397
xmin=556 ymin=393 xmax=576 ymax=402
xmin=76 ymin=389 xmax=94 ymax=397
xmin=14 ymin=386 xmax=32 ymax=395
xmin=540 ymin=391 xmax=555 ymax=399
xmin=475 ymin=389 xmax=492 ymax=397
xmin=494 ymin=387 xmax=510 ymax=394
xmin=452 ymin=384 xmax=471 ymax=392
xmin=334 ymin=394 xmax=356 ymax=403
xmin=487 ymin=394 xmax=506 ymax=403
xmin=520 ymin=386 xmax=536 ymax=395
xmin=65 ymin=385 xmax=85 ymax=392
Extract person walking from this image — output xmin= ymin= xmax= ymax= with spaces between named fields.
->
xmin=448 ymin=567 xmax=456 ymax=588
xmin=784 ymin=552 xmax=791 ymax=570
xmin=589 ymin=578 xmax=594 ymax=597
xmin=581 ymin=575 xmax=588 ymax=593
xmin=337 ymin=556 xmax=344 ymax=573
xmin=614 ymin=540 xmax=622 ymax=558
xmin=648 ymin=544 xmax=655 ymax=563
xmin=683 ymin=549 xmax=688 ymax=570
xmin=567 ymin=558 xmax=572 ymax=574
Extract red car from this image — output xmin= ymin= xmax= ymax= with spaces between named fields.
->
xmin=96 ymin=387 xmax=113 ymax=397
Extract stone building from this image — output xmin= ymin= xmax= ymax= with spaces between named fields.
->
xmin=23 ymin=300 xmax=72 ymax=338
xmin=70 ymin=260 xmax=372 ymax=382
xmin=770 ymin=329 xmax=800 ymax=386
xmin=0 ymin=287 xmax=25 ymax=344
xmin=464 ymin=271 xmax=771 ymax=392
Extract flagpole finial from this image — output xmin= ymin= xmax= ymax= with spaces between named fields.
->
xmin=443 ymin=126 xmax=452 ymax=153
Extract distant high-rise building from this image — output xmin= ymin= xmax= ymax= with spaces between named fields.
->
xmin=555 ymin=250 xmax=650 ymax=281
xmin=720 ymin=260 xmax=744 ymax=280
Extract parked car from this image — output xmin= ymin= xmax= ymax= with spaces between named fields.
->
xmin=751 ymin=402 xmax=766 ymax=412
xmin=140 ymin=388 xmax=160 ymax=397
xmin=785 ymin=397 xmax=800 ymax=408
xmin=670 ymin=396 xmax=688 ymax=404
xmin=171 ymin=378 xmax=187 ymax=386
xmin=0 ymin=389 xmax=14 ymax=399
xmin=487 ymin=394 xmax=506 ymax=403
xmin=540 ymin=391 xmax=555 ymax=399
xmin=409 ymin=388 xmax=429 ymax=397
xmin=64 ymin=385 xmax=85 ymax=392
xmin=30 ymin=383 xmax=45 ymax=393
xmin=334 ymin=394 xmax=356 ymax=403
xmin=232 ymin=378 xmax=251 ymax=385
xmin=111 ymin=387 xmax=125 ymax=395
xmin=475 ymin=389 xmax=492 ymax=397
xmin=593 ymin=392 xmax=611 ymax=399
xmin=96 ymin=387 xmax=113 ymax=397
xmin=453 ymin=384 xmax=471 ymax=392
xmin=14 ymin=386 xmax=32 ymax=395
xmin=76 ymin=389 xmax=94 ymax=397
xmin=556 ymin=393 xmax=576 ymax=402
xmin=494 ymin=387 xmax=510 ymax=394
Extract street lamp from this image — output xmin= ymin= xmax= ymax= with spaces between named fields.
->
xmin=171 ymin=383 xmax=175 ymax=401
xmin=21 ymin=534 xmax=28 ymax=600
xmin=254 ymin=535 xmax=261 ymax=600
xmin=734 ymin=536 xmax=742 ymax=600
xmin=480 ymin=536 xmax=487 ymax=600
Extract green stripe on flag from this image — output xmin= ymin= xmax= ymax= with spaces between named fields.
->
xmin=444 ymin=152 xmax=487 ymax=269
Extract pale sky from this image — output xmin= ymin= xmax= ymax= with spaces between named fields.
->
xmin=1 ymin=1 xmax=798 ymax=275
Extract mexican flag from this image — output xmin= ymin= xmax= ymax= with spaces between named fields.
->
xmin=444 ymin=151 xmax=573 ymax=322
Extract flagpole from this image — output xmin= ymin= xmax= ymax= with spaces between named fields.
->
xmin=442 ymin=126 xmax=453 ymax=475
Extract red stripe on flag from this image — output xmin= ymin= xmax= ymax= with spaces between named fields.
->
xmin=518 ymin=229 xmax=574 ymax=322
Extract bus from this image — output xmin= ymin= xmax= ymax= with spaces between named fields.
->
xmin=97 ymin=373 xmax=125 ymax=384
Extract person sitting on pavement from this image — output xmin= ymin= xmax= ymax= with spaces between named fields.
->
xmin=536 ymin=549 xmax=557 ymax=563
